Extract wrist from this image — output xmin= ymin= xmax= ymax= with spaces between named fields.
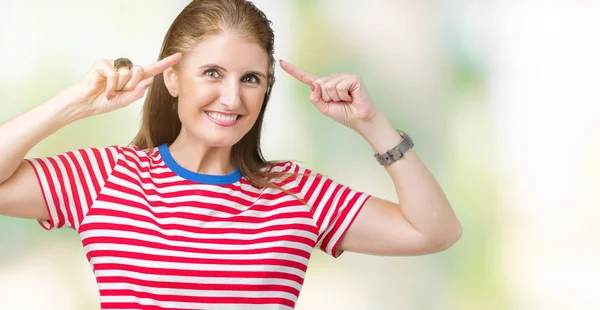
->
xmin=50 ymin=87 xmax=91 ymax=124
xmin=354 ymin=111 xmax=404 ymax=154
xmin=354 ymin=110 xmax=389 ymax=134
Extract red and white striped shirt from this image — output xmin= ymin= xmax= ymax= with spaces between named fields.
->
xmin=26 ymin=144 xmax=370 ymax=309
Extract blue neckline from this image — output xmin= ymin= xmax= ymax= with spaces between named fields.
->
xmin=158 ymin=144 xmax=242 ymax=185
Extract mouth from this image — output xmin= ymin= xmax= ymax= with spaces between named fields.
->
xmin=204 ymin=111 xmax=242 ymax=127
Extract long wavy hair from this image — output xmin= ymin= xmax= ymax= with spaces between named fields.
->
xmin=130 ymin=0 xmax=305 ymax=197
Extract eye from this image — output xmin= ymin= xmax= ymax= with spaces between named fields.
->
xmin=203 ymin=69 xmax=222 ymax=79
xmin=242 ymin=74 xmax=260 ymax=84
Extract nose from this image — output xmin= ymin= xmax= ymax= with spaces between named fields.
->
xmin=218 ymin=78 xmax=242 ymax=110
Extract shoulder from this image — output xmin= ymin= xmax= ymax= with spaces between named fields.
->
xmin=262 ymin=160 xmax=314 ymax=176
xmin=262 ymin=160 xmax=320 ymax=188
xmin=73 ymin=144 xmax=160 ymax=170
xmin=264 ymin=160 xmax=297 ymax=173
xmin=266 ymin=160 xmax=320 ymax=173
xmin=115 ymin=144 xmax=160 ymax=161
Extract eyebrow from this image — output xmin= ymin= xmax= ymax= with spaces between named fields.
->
xmin=198 ymin=63 xmax=268 ymax=80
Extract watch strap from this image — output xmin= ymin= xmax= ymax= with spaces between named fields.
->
xmin=374 ymin=131 xmax=414 ymax=166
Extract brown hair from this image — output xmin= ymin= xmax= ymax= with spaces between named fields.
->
xmin=130 ymin=0 xmax=307 ymax=199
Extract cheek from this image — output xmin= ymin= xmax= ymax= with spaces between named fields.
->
xmin=242 ymin=91 xmax=266 ymax=114
xmin=179 ymin=80 xmax=218 ymax=109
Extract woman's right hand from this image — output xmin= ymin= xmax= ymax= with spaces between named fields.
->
xmin=68 ymin=53 xmax=182 ymax=117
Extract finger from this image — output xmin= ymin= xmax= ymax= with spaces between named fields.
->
xmin=310 ymin=82 xmax=327 ymax=114
xmin=142 ymin=53 xmax=183 ymax=79
xmin=310 ymin=82 xmax=321 ymax=103
xmin=115 ymin=77 xmax=153 ymax=106
xmin=123 ymin=65 xmax=144 ymax=91
xmin=279 ymin=59 xmax=318 ymax=86
xmin=116 ymin=67 xmax=132 ymax=91
xmin=324 ymin=77 xmax=344 ymax=102
xmin=95 ymin=59 xmax=118 ymax=99
xmin=335 ymin=75 xmax=354 ymax=102
xmin=338 ymin=75 xmax=361 ymax=102
xmin=314 ymin=79 xmax=332 ymax=102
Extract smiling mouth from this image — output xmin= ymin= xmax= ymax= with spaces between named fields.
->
xmin=204 ymin=111 xmax=242 ymax=126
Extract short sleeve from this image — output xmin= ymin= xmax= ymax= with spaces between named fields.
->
xmin=25 ymin=146 xmax=122 ymax=231
xmin=288 ymin=162 xmax=371 ymax=258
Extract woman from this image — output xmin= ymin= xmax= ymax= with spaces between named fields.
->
xmin=0 ymin=0 xmax=461 ymax=309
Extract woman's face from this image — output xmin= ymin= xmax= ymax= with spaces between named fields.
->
xmin=166 ymin=32 xmax=269 ymax=147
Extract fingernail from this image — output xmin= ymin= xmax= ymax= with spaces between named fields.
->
xmin=311 ymin=84 xmax=315 ymax=92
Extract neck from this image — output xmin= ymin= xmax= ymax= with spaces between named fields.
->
xmin=168 ymin=135 xmax=236 ymax=176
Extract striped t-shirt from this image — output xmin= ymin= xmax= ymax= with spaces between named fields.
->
xmin=26 ymin=144 xmax=370 ymax=309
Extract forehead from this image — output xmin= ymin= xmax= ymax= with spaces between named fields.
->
xmin=182 ymin=32 xmax=269 ymax=73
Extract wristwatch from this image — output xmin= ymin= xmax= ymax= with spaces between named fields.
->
xmin=374 ymin=130 xmax=414 ymax=166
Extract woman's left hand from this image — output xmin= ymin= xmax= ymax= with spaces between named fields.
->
xmin=280 ymin=60 xmax=380 ymax=129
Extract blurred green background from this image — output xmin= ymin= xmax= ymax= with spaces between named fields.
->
xmin=1 ymin=1 xmax=599 ymax=309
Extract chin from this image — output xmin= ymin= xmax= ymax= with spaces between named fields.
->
xmin=197 ymin=130 xmax=245 ymax=148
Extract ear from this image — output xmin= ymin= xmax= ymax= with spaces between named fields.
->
xmin=163 ymin=67 xmax=180 ymax=97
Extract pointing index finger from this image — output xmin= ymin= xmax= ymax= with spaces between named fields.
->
xmin=279 ymin=60 xmax=318 ymax=85
xmin=142 ymin=53 xmax=183 ymax=79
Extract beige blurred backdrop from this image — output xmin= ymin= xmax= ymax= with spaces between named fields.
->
xmin=1 ymin=0 xmax=599 ymax=309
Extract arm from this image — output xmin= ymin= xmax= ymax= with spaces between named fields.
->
xmin=0 ymin=90 xmax=82 ymax=185
xmin=279 ymin=60 xmax=462 ymax=256
xmin=340 ymin=111 xmax=462 ymax=255
xmin=0 ymin=54 xmax=182 ymax=220
xmin=0 ymin=90 xmax=85 ymax=220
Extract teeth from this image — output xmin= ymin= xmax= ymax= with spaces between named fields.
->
xmin=206 ymin=112 xmax=238 ymax=122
